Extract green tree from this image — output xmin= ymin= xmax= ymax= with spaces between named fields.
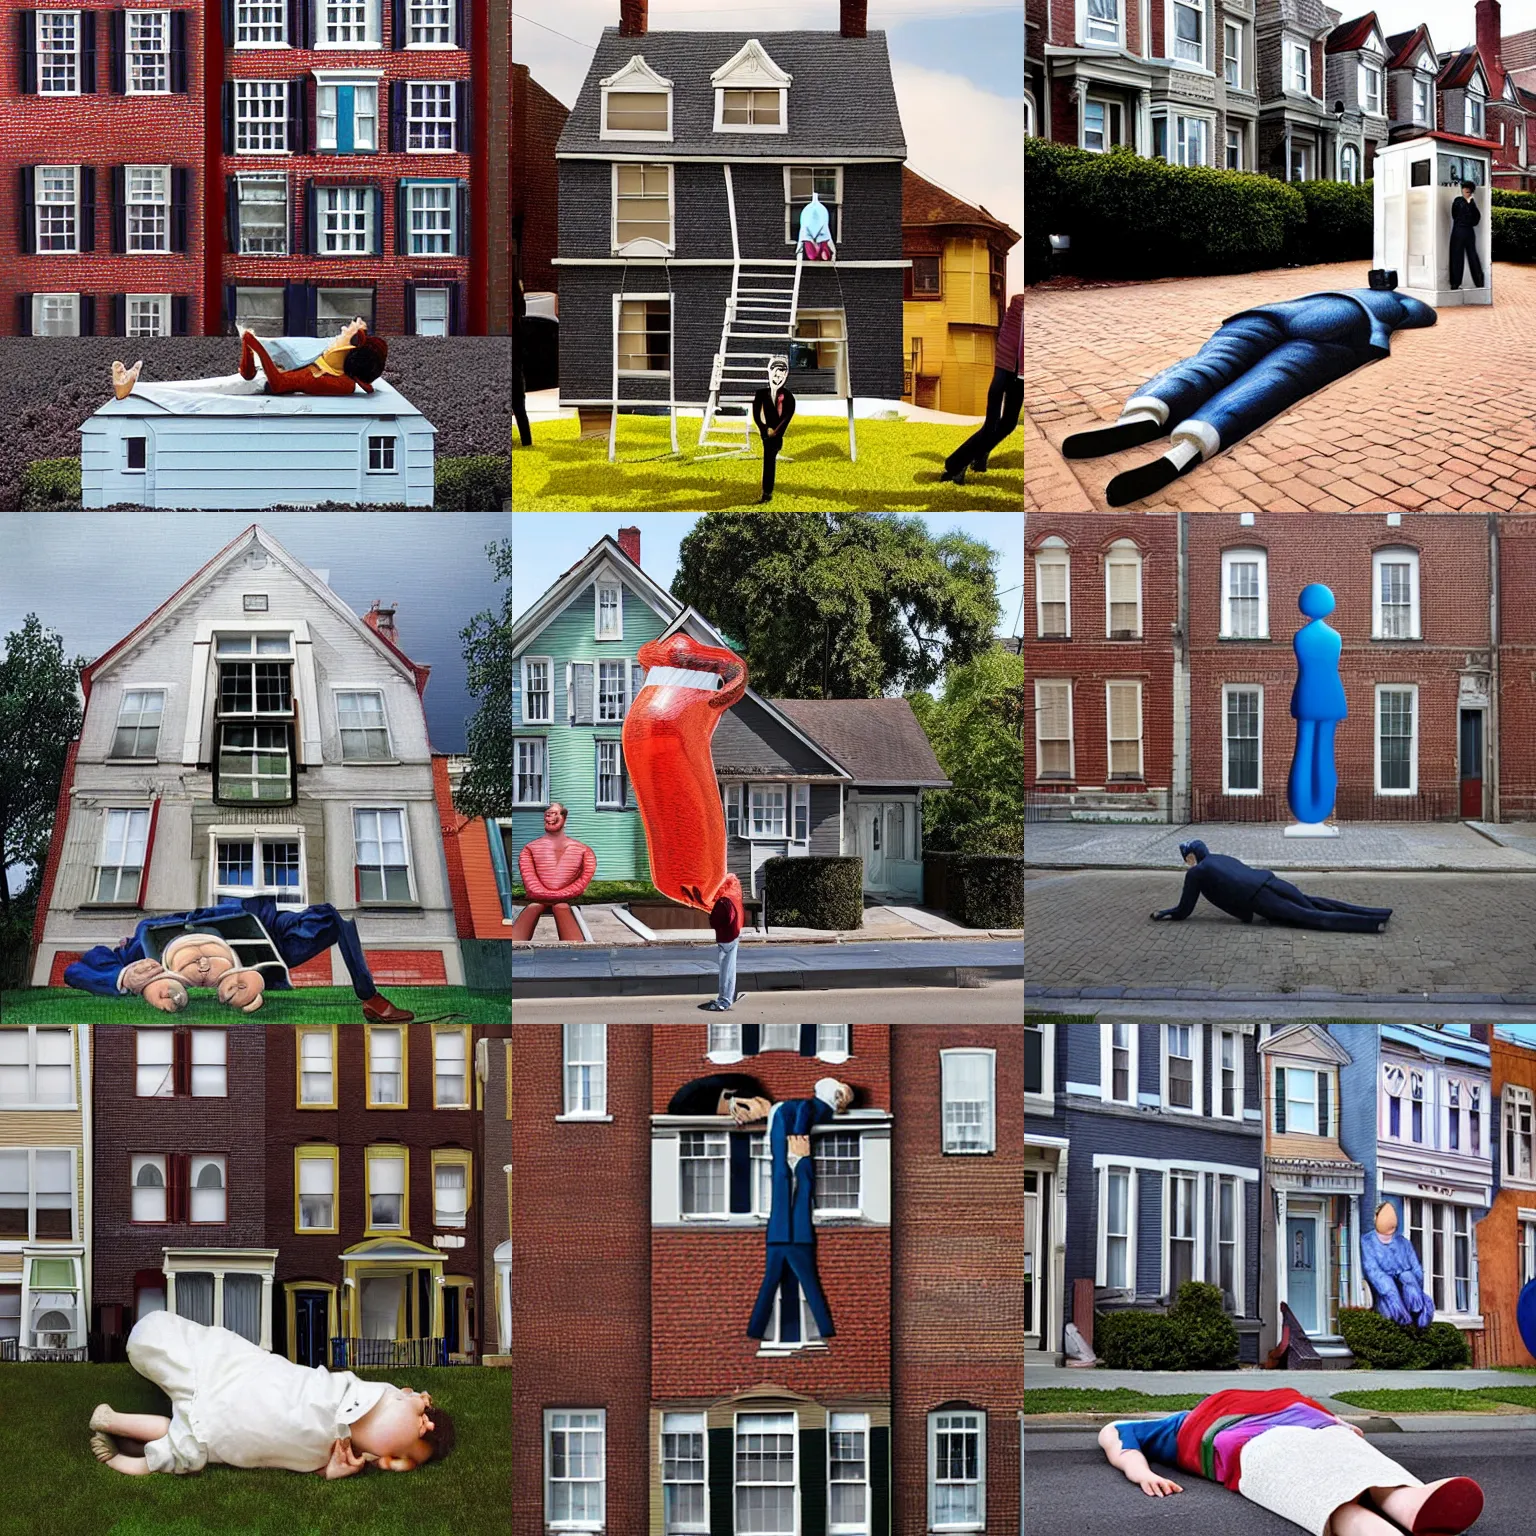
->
xmin=455 ymin=539 xmax=514 ymax=820
xmin=909 ymin=647 xmax=1025 ymax=854
xmin=0 ymin=615 xmax=85 ymax=922
xmin=670 ymin=512 xmax=1000 ymax=697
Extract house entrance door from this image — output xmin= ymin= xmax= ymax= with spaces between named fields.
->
xmin=1025 ymin=1170 xmax=1040 ymax=1347
xmin=293 ymin=1289 xmax=329 ymax=1367
xmin=1460 ymin=709 xmax=1485 ymax=819
xmin=858 ymin=803 xmax=885 ymax=888
xmin=1287 ymin=1213 xmax=1321 ymax=1332
xmin=360 ymin=1275 xmax=405 ymax=1340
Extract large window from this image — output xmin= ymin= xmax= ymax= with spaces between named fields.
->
xmin=126 ymin=166 xmax=171 ymax=252
xmin=1274 ymin=1064 xmax=1331 ymax=1136
xmin=813 ymin=1132 xmax=862 ymax=1215
xmin=37 ymin=11 xmax=80 ymax=94
xmin=213 ymin=834 xmax=303 ymax=906
xmin=1215 ymin=1028 xmax=1243 ymax=1120
xmin=514 ymin=737 xmax=547 ymax=805
xmin=1100 ymin=1163 xmax=1133 ymax=1287
xmin=736 ymin=1412 xmax=797 ymax=1535
xmin=786 ymin=165 xmax=842 ymax=244
xmin=663 ymin=1411 xmax=707 ymax=1534
xmin=318 ymin=185 xmax=374 ymax=253
xmin=214 ymin=634 xmax=295 ymax=804
xmin=1162 ymin=1024 xmax=1200 ymax=1114
xmin=750 ymin=784 xmax=787 ymax=839
xmin=364 ymin=1147 xmax=407 ymax=1232
xmin=432 ymin=1149 xmax=470 ymax=1227
xmin=1359 ymin=62 xmax=1383 ymax=116
xmin=433 ymin=1025 xmax=470 ymax=1108
xmin=1172 ymin=0 xmax=1203 ymax=64
xmin=929 ymin=1409 xmax=984 ymax=1531
xmin=617 ymin=298 xmax=671 ymax=374
xmin=1217 ymin=1174 xmax=1241 ymax=1308
xmin=36 ymin=164 xmax=79 ymax=253
xmin=606 ymin=89 xmax=669 ymax=133
xmin=829 ymin=1412 xmax=870 ymax=1535
xmin=406 ymin=0 xmax=453 ymax=45
xmin=1167 ymin=1168 xmax=1198 ymax=1290
xmin=0 ymin=1030 xmax=73 ymax=1107
xmin=1085 ymin=0 xmax=1120 ymax=46
xmin=1106 ymin=681 xmax=1143 ymax=779
xmin=1223 ymin=684 xmax=1262 ymax=794
xmin=1034 ymin=680 xmax=1073 ymax=779
xmin=235 ymin=1 xmax=287 ymax=45
xmin=1414 ymin=77 xmax=1431 ymax=125
xmin=1467 ymin=90 xmax=1485 ymax=138
xmin=0 ymin=1150 xmax=73 ymax=1240
xmin=721 ymin=87 xmax=780 ymax=126
xmin=1404 ymin=1197 xmax=1476 ymax=1316
xmin=1105 ymin=1022 xmax=1137 ymax=1105
xmin=406 ymin=82 xmax=456 ymax=150
xmin=1506 ymin=1085 xmax=1534 ymax=1182
xmin=521 ymin=656 xmax=552 ymax=723
xmin=562 ymin=1023 xmax=607 ymax=1117
xmin=321 ymin=0 xmax=376 ymax=45
xmin=336 ymin=689 xmax=392 ymax=759
xmin=235 ymin=81 xmax=289 ymax=152
xmin=95 ymin=807 xmax=150 ymax=903
xmin=405 ymin=180 xmax=456 ymax=253
xmin=1034 ymin=539 xmax=1070 ymax=636
xmin=680 ymin=1131 xmax=728 ymax=1217
xmin=190 ymin=1156 xmax=227 ymax=1223
xmin=1224 ymin=21 xmax=1242 ymax=87
xmin=547 ymin=1410 xmax=606 ymax=1530
xmin=1340 ymin=143 xmax=1361 ymax=185
xmin=1375 ymin=685 xmax=1417 ymax=795
xmin=295 ymin=1145 xmax=338 ymax=1232
xmin=596 ymin=739 xmax=626 ymax=809
xmin=1287 ymin=38 xmax=1311 ymax=95
xmin=297 ymin=1025 xmax=337 ymax=1108
xmin=1104 ymin=540 xmax=1142 ymax=637
xmin=130 ymin=1153 xmax=168 ymax=1223
xmin=941 ymin=1049 xmax=997 ymax=1153
xmin=354 ymin=807 xmax=412 ymax=901
xmin=597 ymin=660 xmax=628 ymax=722
xmin=614 ymin=163 xmax=673 ymax=251
xmin=1082 ymin=98 xmax=1120 ymax=154
xmin=366 ymin=1025 xmax=406 ymax=1108
xmin=1372 ymin=547 xmax=1421 ymax=638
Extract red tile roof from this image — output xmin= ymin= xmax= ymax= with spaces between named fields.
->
xmin=1326 ymin=13 xmax=1380 ymax=55
xmin=901 ymin=166 xmax=1019 ymax=247
xmin=1438 ymin=45 xmax=1486 ymax=91
xmin=1385 ymin=25 xmax=1434 ymax=70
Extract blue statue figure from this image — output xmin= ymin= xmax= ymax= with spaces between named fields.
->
xmin=1289 ymin=583 xmax=1346 ymax=826
xmin=1361 ymin=1200 xmax=1434 ymax=1328
xmin=1518 ymin=1277 xmax=1536 ymax=1362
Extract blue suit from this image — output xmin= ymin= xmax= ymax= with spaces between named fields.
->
xmin=1157 ymin=842 xmax=1390 ymax=932
xmin=747 ymin=1097 xmax=837 ymax=1340
xmin=63 ymin=898 xmax=379 ymax=999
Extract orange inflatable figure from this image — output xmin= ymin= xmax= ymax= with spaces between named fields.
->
xmin=623 ymin=633 xmax=748 ymax=931
xmin=511 ymin=803 xmax=597 ymax=941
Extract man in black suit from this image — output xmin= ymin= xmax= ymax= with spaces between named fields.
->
xmin=1151 ymin=839 xmax=1392 ymax=932
xmin=752 ymin=355 xmax=795 ymax=503
xmin=1450 ymin=181 xmax=1484 ymax=290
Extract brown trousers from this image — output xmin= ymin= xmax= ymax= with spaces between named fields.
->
xmin=509 ymin=901 xmax=584 ymax=941
xmin=239 ymin=332 xmax=362 ymax=397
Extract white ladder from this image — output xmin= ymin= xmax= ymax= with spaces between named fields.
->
xmin=698 ymin=166 xmax=804 ymax=457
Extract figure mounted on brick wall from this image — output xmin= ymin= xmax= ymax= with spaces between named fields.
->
xmin=510 ymin=803 xmax=597 ymax=941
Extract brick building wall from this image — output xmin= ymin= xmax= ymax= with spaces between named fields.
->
xmin=511 ymin=62 xmax=567 ymax=297
xmin=1186 ymin=514 xmax=1493 ymax=820
xmin=91 ymin=1021 xmax=267 ymax=1324
xmin=1025 ymin=513 xmax=1179 ymax=815
xmin=481 ymin=1030 xmax=510 ymax=1356
xmin=1495 ymin=521 xmax=1536 ymax=818
xmin=891 ymin=1026 xmax=1023 ymax=1536
xmin=1474 ymin=1031 xmax=1536 ymax=1367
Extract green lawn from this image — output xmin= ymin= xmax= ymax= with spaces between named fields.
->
xmin=511 ymin=414 xmax=1022 ymax=510
xmin=0 ymin=987 xmax=508 ymax=1024
xmin=0 ymin=1361 xmax=509 ymax=1536
xmin=1331 ymin=1386 xmax=1536 ymax=1413
xmin=1024 ymin=1389 xmax=1207 ymax=1416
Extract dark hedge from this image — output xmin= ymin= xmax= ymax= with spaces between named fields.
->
xmin=761 ymin=856 xmax=864 ymax=931
xmin=19 ymin=458 xmax=82 ymax=509
xmin=1290 ymin=179 xmax=1375 ymax=265
xmin=1492 ymin=188 xmax=1536 ymax=214
xmin=0 ymin=336 xmax=510 ymax=510
xmin=436 ymin=454 xmax=511 ymax=510
xmin=1337 ymin=1307 xmax=1471 ymax=1369
xmin=926 ymin=853 xmax=1024 ymax=927
xmin=1492 ymin=206 xmax=1536 ymax=264
xmin=1097 ymin=1282 xmax=1240 ymax=1370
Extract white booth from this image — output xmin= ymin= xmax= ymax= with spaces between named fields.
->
xmin=1373 ymin=133 xmax=1493 ymax=308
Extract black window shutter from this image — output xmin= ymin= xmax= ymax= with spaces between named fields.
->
xmin=172 ymin=167 xmax=190 ymax=253
xmin=283 ymin=281 xmax=306 ymax=335
xmin=395 ymin=180 xmax=408 ymax=255
xmin=304 ymin=178 xmax=317 ymax=254
xmin=110 ymin=165 xmax=127 ymax=254
xmin=222 ymin=80 xmax=235 ymax=153
xmin=450 ymin=280 xmax=464 ymax=335
xmin=18 ymin=11 xmax=36 ymax=94
xmin=845 ymin=1024 xmax=853 ymax=1058
xmin=870 ymin=1426 xmax=890 ymax=1535
xmin=79 ymin=295 xmax=96 ymax=335
xmin=454 ymin=0 xmax=467 ymax=49
xmin=288 ymin=0 xmax=309 ymax=48
xmin=742 ymin=1024 xmax=761 ymax=1057
xmin=80 ymin=9 xmax=97 ymax=93
xmin=456 ymin=79 xmax=471 ymax=150
xmin=389 ymin=80 xmax=406 ymax=152
xmin=18 ymin=167 xmax=36 ymax=254
xmin=391 ymin=0 xmax=405 ymax=49
xmin=221 ymin=0 xmax=235 ymax=43
xmin=111 ymin=292 xmax=126 ymax=335
xmin=226 ymin=175 xmax=240 ymax=253
xmin=729 ymin=1132 xmax=751 ymax=1213
xmin=170 ymin=11 xmax=188 ymax=92
xmin=403 ymin=277 xmax=416 ymax=332
xmin=172 ymin=294 xmax=190 ymax=335
xmin=373 ymin=184 xmax=384 ymax=256
xmin=1319 ymin=1070 xmax=1331 ymax=1139
xmin=799 ymin=1427 xmax=828 ymax=1536
xmin=292 ymin=76 xmax=310 ymax=153
xmin=1274 ymin=1066 xmax=1286 ymax=1134
xmin=79 ymin=165 xmax=96 ymax=251
xmin=456 ymin=178 xmax=470 ymax=257
xmin=109 ymin=10 xmax=126 ymax=94
xmin=799 ymin=1024 xmax=817 ymax=1057
xmin=708 ymin=1427 xmax=733 ymax=1534
xmin=16 ymin=294 xmax=32 ymax=337
xmin=224 ymin=282 xmax=237 ymax=333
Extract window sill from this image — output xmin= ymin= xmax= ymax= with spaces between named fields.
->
xmin=103 ymin=757 xmax=162 ymax=765
xmin=77 ymin=902 xmax=144 ymax=913
xmin=555 ymin=1113 xmax=613 ymax=1123
xmin=758 ymin=1341 xmax=829 ymax=1357
xmin=354 ymin=902 xmax=423 ymax=912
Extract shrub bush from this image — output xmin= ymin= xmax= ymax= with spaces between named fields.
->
xmin=512 ymin=879 xmax=665 ymax=906
xmin=1288 ymin=179 xmax=1374 ymax=266
xmin=1338 ymin=1307 xmax=1471 ymax=1369
xmin=1097 ymin=1283 xmax=1240 ymax=1370
xmin=1024 ymin=137 xmax=1095 ymax=283
xmin=435 ymin=454 xmax=510 ymax=510
xmin=19 ymin=457 xmax=82 ymax=509
xmin=761 ymin=856 xmax=864 ymax=930
xmin=1492 ymin=188 xmax=1536 ymax=215
xmin=1492 ymin=206 xmax=1536 ymax=264
xmin=951 ymin=855 xmax=1025 ymax=928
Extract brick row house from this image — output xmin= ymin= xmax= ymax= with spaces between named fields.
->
xmin=1 ymin=0 xmax=506 ymax=335
xmin=512 ymin=1023 xmax=1021 ymax=1536
xmin=1025 ymin=512 xmax=1536 ymax=825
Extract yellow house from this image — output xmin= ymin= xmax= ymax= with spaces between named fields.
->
xmin=0 ymin=1026 xmax=90 ymax=1360
xmin=901 ymin=167 xmax=1020 ymax=416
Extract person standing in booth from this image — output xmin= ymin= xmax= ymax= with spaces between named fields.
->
xmin=1450 ymin=181 xmax=1484 ymax=291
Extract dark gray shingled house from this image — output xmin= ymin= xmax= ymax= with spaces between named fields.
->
xmin=555 ymin=0 xmax=909 ymax=457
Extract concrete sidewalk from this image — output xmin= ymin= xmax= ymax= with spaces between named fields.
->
xmin=1024 ymin=1365 xmax=1525 ymax=1394
xmin=1025 ymin=820 xmax=1536 ymax=872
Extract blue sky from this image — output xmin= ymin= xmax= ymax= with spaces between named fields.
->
xmin=510 ymin=510 xmax=1026 ymax=646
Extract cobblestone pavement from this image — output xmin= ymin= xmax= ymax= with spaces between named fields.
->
xmin=1025 ymin=262 xmax=1536 ymax=512
xmin=1023 ymin=820 xmax=1536 ymax=870
xmin=1026 ymin=869 xmax=1536 ymax=995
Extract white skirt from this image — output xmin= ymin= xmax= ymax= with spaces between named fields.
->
xmin=1237 ymin=1424 xmax=1423 ymax=1536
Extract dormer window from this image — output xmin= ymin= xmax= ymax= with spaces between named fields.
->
xmin=1414 ymin=76 xmax=1432 ymax=126
xmin=599 ymin=55 xmax=673 ymax=141
xmin=711 ymin=39 xmax=791 ymax=136
xmin=1466 ymin=84 xmax=1485 ymax=138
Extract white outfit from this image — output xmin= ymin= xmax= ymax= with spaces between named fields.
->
xmin=127 ymin=1310 xmax=390 ymax=1474
xmin=1237 ymin=1424 xmax=1422 ymax=1536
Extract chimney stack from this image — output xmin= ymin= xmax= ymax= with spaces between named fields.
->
xmin=1476 ymin=1 xmax=1503 ymax=81
xmin=841 ymin=0 xmax=868 ymax=38
xmin=364 ymin=601 xmax=399 ymax=645
xmin=620 ymin=0 xmax=647 ymax=36
xmin=617 ymin=526 xmax=641 ymax=565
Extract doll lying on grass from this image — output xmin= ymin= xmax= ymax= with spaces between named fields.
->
xmin=90 ymin=1312 xmax=453 ymax=1478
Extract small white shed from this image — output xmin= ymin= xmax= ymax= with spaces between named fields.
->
xmin=80 ymin=337 xmax=437 ymax=508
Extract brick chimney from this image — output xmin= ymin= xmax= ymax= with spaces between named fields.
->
xmin=617 ymin=526 xmax=641 ymax=565
xmin=1477 ymin=0 xmax=1503 ymax=83
xmin=841 ymin=0 xmax=868 ymax=38
xmin=363 ymin=601 xmax=399 ymax=645
xmin=619 ymin=0 xmax=647 ymax=36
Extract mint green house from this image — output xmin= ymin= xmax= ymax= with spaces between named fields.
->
xmin=509 ymin=528 xmax=951 ymax=901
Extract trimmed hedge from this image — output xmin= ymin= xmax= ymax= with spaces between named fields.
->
xmin=1493 ymin=206 xmax=1536 ymax=264
xmin=436 ymin=453 xmax=511 ymax=510
xmin=1338 ymin=1307 xmax=1471 ymax=1369
xmin=1024 ymin=137 xmax=1089 ymax=283
xmin=1290 ymin=179 xmax=1374 ymax=266
xmin=1097 ymin=1282 xmax=1241 ymax=1371
xmin=19 ymin=457 xmax=82 ymax=509
xmin=1492 ymin=188 xmax=1536 ymax=214
xmin=926 ymin=853 xmax=1024 ymax=928
xmin=761 ymin=856 xmax=864 ymax=931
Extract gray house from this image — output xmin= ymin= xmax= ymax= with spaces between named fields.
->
xmin=554 ymin=0 xmax=908 ymax=454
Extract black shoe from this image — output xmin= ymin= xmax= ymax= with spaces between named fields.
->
xmin=1062 ymin=418 xmax=1166 ymax=460
xmin=1106 ymin=455 xmax=1183 ymax=507
xmin=971 ymin=456 xmax=991 ymax=473
xmin=939 ymin=467 xmax=966 ymax=485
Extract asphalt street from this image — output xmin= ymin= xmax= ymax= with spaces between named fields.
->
xmin=1026 ymin=870 xmax=1536 ymax=999
xmin=1025 ymin=1430 xmax=1536 ymax=1535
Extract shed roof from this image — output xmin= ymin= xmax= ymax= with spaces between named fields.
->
xmin=556 ymin=28 xmax=906 ymax=159
xmin=772 ymin=698 xmax=950 ymax=787
xmin=90 ymin=375 xmax=428 ymax=419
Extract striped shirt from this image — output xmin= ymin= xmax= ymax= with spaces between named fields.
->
xmin=996 ymin=294 xmax=1024 ymax=374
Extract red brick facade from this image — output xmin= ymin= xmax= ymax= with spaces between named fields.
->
xmin=511 ymin=61 xmax=566 ymax=298
xmin=1494 ymin=522 xmax=1536 ymax=818
xmin=1473 ymin=1030 xmax=1536 ymax=1367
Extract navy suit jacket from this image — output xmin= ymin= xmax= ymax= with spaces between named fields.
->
xmin=1166 ymin=855 xmax=1276 ymax=922
xmin=766 ymin=1098 xmax=836 ymax=1245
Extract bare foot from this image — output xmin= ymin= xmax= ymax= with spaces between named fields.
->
xmin=91 ymin=1431 xmax=119 ymax=1463
xmin=90 ymin=1403 xmax=115 ymax=1432
xmin=111 ymin=360 xmax=143 ymax=400
xmin=104 ymin=1452 xmax=154 ymax=1476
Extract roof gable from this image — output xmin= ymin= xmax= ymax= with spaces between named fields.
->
xmin=711 ymin=39 xmax=793 ymax=88
xmin=902 ymin=165 xmax=1021 ymax=246
xmin=512 ymin=535 xmax=681 ymax=654
xmin=1385 ymin=25 xmax=1438 ymax=71
xmin=1326 ymin=14 xmax=1383 ymax=56
xmin=600 ymin=53 xmax=674 ymax=90
xmin=1259 ymin=1024 xmax=1354 ymax=1065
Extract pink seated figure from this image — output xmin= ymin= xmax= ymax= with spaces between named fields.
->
xmin=797 ymin=193 xmax=835 ymax=262
xmin=511 ymin=803 xmax=597 ymax=942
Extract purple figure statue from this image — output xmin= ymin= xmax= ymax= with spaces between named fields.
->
xmin=1288 ymin=583 xmax=1346 ymax=834
xmin=1361 ymin=1200 xmax=1434 ymax=1328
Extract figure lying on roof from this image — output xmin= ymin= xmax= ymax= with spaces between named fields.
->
xmin=1062 ymin=286 xmax=1436 ymax=506
xmin=110 ymin=320 xmax=389 ymax=402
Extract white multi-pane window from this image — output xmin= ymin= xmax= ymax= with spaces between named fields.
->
xmin=750 ymin=784 xmax=787 ymax=838
xmin=736 ymin=1413 xmax=797 ymax=1535
xmin=1163 ymin=1023 xmax=1198 ymax=1113
xmin=36 ymin=165 xmax=78 ymax=252
xmin=367 ymin=1151 xmax=406 ymax=1229
xmin=111 ymin=689 xmax=164 ymax=757
xmin=1287 ymin=38 xmax=1311 ymax=94
xmin=1505 ymin=1086 xmax=1535 ymax=1182
xmin=322 ymin=0 xmax=374 ymax=44
xmin=1217 ymin=1174 xmax=1241 ymax=1308
xmin=354 ymin=807 xmax=411 ymax=900
xmin=1372 ymin=547 xmax=1420 ymax=638
xmin=813 ymin=1133 xmax=861 ymax=1214
xmin=298 ymin=1028 xmax=334 ymax=1106
xmin=1104 ymin=540 xmax=1141 ymax=637
xmin=1034 ymin=680 xmax=1073 ymax=778
xmin=597 ymin=660 xmax=627 ymax=723
xmin=1172 ymin=0 xmax=1203 ymax=64
xmin=235 ymin=1 xmax=286 ymax=44
xmin=929 ymin=1410 xmax=984 ymax=1530
xmin=1404 ymin=1198 xmax=1477 ymax=1315
xmin=1220 ymin=547 xmax=1268 ymax=636
xmin=680 ymin=1131 xmax=728 ymax=1216
xmin=33 ymin=293 xmax=80 ymax=335
xmin=235 ymin=81 xmax=289 ymax=152
xmin=128 ymin=11 xmax=170 ymax=94
xmin=319 ymin=186 xmax=373 ymax=253
xmin=126 ymin=295 xmax=171 ymax=338
xmin=213 ymin=836 xmax=301 ymax=906
xmin=0 ymin=1030 xmax=72 ymax=1107
xmin=750 ymin=1132 xmax=773 ymax=1215
xmin=367 ymin=1025 xmax=404 ymax=1106
xmin=1215 ymin=1028 xmax=1242 ymax=1119
xmin=336 ymin=690 xmax=391 ymax=759
xmin=434 ymin=1157 xmax=468 ymax=1227
xmin=408 ymin=83 xmax=455 ymax=149
xmin=596 ymin=582 xmax=622 ymax=637
xmin=514 ymin=738 xmax=546 ymax=804
xmin=131 ymin=1154 xmax=168 ymax=1222
xmin=1223 ymin=685 xmax=1262 ymax=794
xmin=433 ymin=1026 xmax=469 ymax=1107
xmin=96 ymin=807 xmax=150 ymax=902
xmin=522 ymin=656 xmax=552 ymax=722
xmin=1106 ymin=681 xmax=1143 ymax=779
xmin=135 ymin=1029 xmax=175 ymax=1097
xmin=1100 ymin=1164 xmax=1133 ymax=1287
xmin=191 ymin=1156 xmax=227 ymax=1223
xmin=127 ymin=166 xmax=171 ymax=252
xmin=238 ymin=175 xmax=289 ymax=253
xmin=1085 ymin=0 xmax=1119 ymax=45
xmin=662 ymin=1412 xmax=707 ymax=1534
xmin=614 ymin=162 xmax=673 ymax=249
xmin=828 ymin=1413 xmax=870 ymax=1535
xmin=408 ymin=0 xmax=453 ymax=44
xmin=1414 ymin=77 xmax=1431 ymax=125
xmin=1224 ymin=21 xmax=1241 ymax=87
xmin=596 ymin=740 xmax=625 ymax=808
xmin=37 ymin=11 xmax=79 ymax=94
xmin=1359 ymin=62 xmax=1383 ymax=116
xmin=1274 ymin=1063 xmax=1330 ymax=1135
xmin=941 ymin=1049 xmax=997 ymax=1153
xmin=1034 ymin=539 xmax=1070 ymax=636
xmin=1523 ymin=1217 xmax=1536 ymax=1289
xmin=1106 ymin=1022 xmax=1136 ymax=1105
xmin=547 ymin=1410 xmax=605 ymax=1529
xmin=192 ymin=1031 xmax=227 ymax=1096
xmin=297 ymin=1150 xmax=335 ymax=1230
xmin=563 ymin=1023 xmax=607 ymax=1117
xmin=1167 ymin=1169 xmax=1197 ymax=1290
xmin=1376 ymin=685 xmax=1417 ymax=794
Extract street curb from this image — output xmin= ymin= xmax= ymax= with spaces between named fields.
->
xmin=515 ymin=961 xmax=1026 ymax=999
xmin=1026 ymin=985 xmax=1536 ymax=1006
xmin=1024 ymin=860 xmax=1536 ymax=874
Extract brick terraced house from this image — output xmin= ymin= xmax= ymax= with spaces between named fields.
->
xmin=511 ymin=1024 xmax=1022 ymax=1536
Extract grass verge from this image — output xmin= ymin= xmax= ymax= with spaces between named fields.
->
xmin=1024 ymin=1388 xmax=1207 ymax=1416
xmin=0 ymin=987 xmax=508 ymax=1023
xmin=1331 ymin=1387 xmax=1536 ymax=1412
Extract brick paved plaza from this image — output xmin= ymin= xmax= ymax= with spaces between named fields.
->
xmin=1025 ymin=262 xmax=1536 ymax=512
